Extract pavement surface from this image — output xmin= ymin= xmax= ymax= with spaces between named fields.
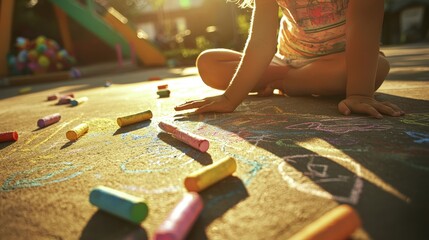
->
xmin=0 ymin=43 xmax=428 ymax=240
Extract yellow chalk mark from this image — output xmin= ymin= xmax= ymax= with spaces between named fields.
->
xmin=296 ymin=138 xmax=410 ymax=203
xmin=32 ymin=120 xmax=75 ymax=150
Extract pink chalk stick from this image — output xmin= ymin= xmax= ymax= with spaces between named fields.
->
xmin=57 ymin=96 xmax=73 ymax=105
xmin=154 ymin=192 xmax=203 ymax=240
xmin=0 ymin=131 xmax=18 ymax=142
xmin=47 ymin=94 xmax=59 ymax=101
xmin=37 ymin=113 xmax=61 ymax=128
xmin=158 ymin=121 xmax=209 ymax=152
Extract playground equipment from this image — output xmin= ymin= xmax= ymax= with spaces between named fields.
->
xmin=48 ymin=0 xmax=166 ymax=67
xmin=0 ymin=0 xmax=166 ymax=77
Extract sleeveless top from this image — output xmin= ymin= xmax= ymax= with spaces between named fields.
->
xmin=275 ymin=0 xmax=349 ymax=60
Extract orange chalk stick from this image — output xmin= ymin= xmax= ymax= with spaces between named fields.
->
xmin=184 ymin=156 xmax=237 ymax=192
xmin=66 ymin=123 xmax=89 ymax=141
xmin=157 ymin=84 xmax=168 ymax=90
xmin=289 ymin=205 xmax=361 ymax=240
xmin=0 ymin=131 xmax=18 ymax=142
xmin=117 ymin=110 xmax=153 ymax=127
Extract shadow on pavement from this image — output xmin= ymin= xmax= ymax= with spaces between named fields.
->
xmin=80 ymin=210 xmax=148 ymax=240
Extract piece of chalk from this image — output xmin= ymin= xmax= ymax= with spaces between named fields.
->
xmin=66 ymin=123 xmax=89 ymax=141
xmin=19 ymin=87 xmax=32 ymax=94
xmin=289 ymin=205 xmax=361 ymax=240
xmin=157 ymin=89 xmax=170 ymax=98
xmin=157 ymin=84 xmax=168 ymax=90
xmin=70 ymin=97 xmax=88 ymax=106
xmin=0 ymin=131 xmax=18 ymax=142
xmin=117 ymin=110 xmax=153 ymax=127
xmin=159 ymin=121 xmax=209 ymax=152
xmin=57 ymin=96 xmax=73 ymax=105
xmin=148 ymin=76 xmax=162 ymax=81
xmin=37 ymin=113 xmax=61 ymax=128
xmin=47 ymin=94 xmax=59 ymax=101
xmin=154 ymin=192 xmax=203 ymax=240
xmin=184 ymin=156 xmax=237 ymax=192
xmin=89 ymin=186 xmax=149 ymax=224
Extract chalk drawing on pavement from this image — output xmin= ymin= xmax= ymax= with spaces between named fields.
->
xmin=1 ymin=162 xmax=93 ymax=191
xmin=278 ymin=154 xmax=364 ymax=204
xmin=405 ymin=131 xmax=429 ymax=144
xmin=401 ymin=113 xmax=429 ymax=127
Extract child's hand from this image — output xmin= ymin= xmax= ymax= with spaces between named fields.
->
xmin=175 ymin=94 xmax=238 ymax=114
xmin=338 ymin=95 xmax=405 ymax=119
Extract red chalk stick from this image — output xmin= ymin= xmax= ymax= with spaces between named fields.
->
xmin=38 ymin=113 xmax=61 ymax=128
xmin=0 ymin=131 xmax=18 ymax=142
xmin=47 ymin=94 xmax=59 ymax=101
xmin=57 ymin=96 xmax=73 ymax=105
xmin=148 ymin=76 xmax=162 ymax=81
xmin=157 ymin=84 xmax=168 ymax=90
xmin=159 ymin=121 xmax=209 ymax=152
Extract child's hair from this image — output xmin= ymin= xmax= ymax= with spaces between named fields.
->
xmin=229 ymin=0 xmax=254 ymax=8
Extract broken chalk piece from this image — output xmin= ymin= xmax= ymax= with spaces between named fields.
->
xmin=37 ymin=113 xmax=61 ymax=128
xmin=289 ymin=204 xmax=361 ymax=240
xmin=57 ymin=96 xmax=73 ymax=105
xmin=184 ymin=156 xmax=237 ymax=192
xmin=154 ymin=192 xmax=203 ymax=240
xmin=148 ymin=76 xmax=162 ymax=81
xmin=158 ymin=121 xmax=209 ymax=152
xmin=66 ymin=123 xmax=89 ymax=141
xmin=157 ymin=89 xmax=170 ymax=98
xmin=157 ymin=84 xmax=168 ymax=90
xmin=117 ymin=110 xmax=153 ymax=127
xmin=89 ymin=186 xmax=149 ymax=224
xmin=0 ymin=131 xmax=18 ymax=142
xmin=47 ymin=94 xmax=59 ymax=101
xmin=70 ymin=97 xmax=88 ymax=106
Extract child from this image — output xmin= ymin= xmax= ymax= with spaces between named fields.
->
xmin=174 ymin=0 xmax=405 ymax=119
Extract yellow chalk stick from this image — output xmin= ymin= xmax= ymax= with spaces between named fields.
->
xmin=66 ymin=123 xmax=89 ymax=141
xmin=184 ymin=156 xmax=237 ymax=192
xmin=19 ymin=87 xmax=32 ymax=94
xmin=117 ymin=110 xmax=153 ymax=127
xmin=289 ymin=205 xmax=361 ymax=240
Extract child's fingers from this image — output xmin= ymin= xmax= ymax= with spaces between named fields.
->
xmin=337 ymin=101 xmax=351 ymax=116
xmin=381 ymin=101 xmax=405 ymax=115
xmin=374 ymin=102 xmax=401 ymax=117
xmin=352 ymin=103 xmax=383 ymax=119
xmin=194 ymin=102 xmax=216 ymax=114
xmin=339 ymin=100 xmax=384 ymax=119
xmin=175 ymin=100 xmax=207 ymax=111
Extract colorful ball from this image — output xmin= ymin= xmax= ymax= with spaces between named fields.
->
xmin=35 ymin=36 xmax=47 ymax=45
xmin=17 ymin=50 xmax=28 ymax=62
xmin=36 ymin=43 xmax=47 ymax=54
xmin=38 ymin=55 xmax=50 ymax=68
xmin=27 ymin=50 xmax=38 ymax=61
xmin=16 ymin=37 xmax=28 ymax=49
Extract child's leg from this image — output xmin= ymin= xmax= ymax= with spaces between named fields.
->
xmin=196 ymin=49 xmax=291 ymax=91
xmin=196 ymin=49 xmax=389 ymax=97
xmin=266 ymin=52 xmax=389 ymax=96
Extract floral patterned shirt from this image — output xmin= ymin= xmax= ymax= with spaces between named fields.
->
xmin=276 ymin=0 xmax=349 ymax=59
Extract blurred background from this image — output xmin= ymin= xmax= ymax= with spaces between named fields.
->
xmin=1 ymin=0 xmax=428 ymax=78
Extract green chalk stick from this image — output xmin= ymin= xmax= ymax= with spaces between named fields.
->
xmin=89 ymin=186 xmax=148 ymax=224
xmin=157 ymin=89 xmax=170 ymax=98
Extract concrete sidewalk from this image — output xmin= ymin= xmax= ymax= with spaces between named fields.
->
xmin=0 ymin=43 xmax=428 ymax=240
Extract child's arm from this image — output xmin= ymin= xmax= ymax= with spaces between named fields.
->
xmin=175 ymin=0 xmax=279 ymax=113
xmin=338 ymin=0 xmax=404 ymax=118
